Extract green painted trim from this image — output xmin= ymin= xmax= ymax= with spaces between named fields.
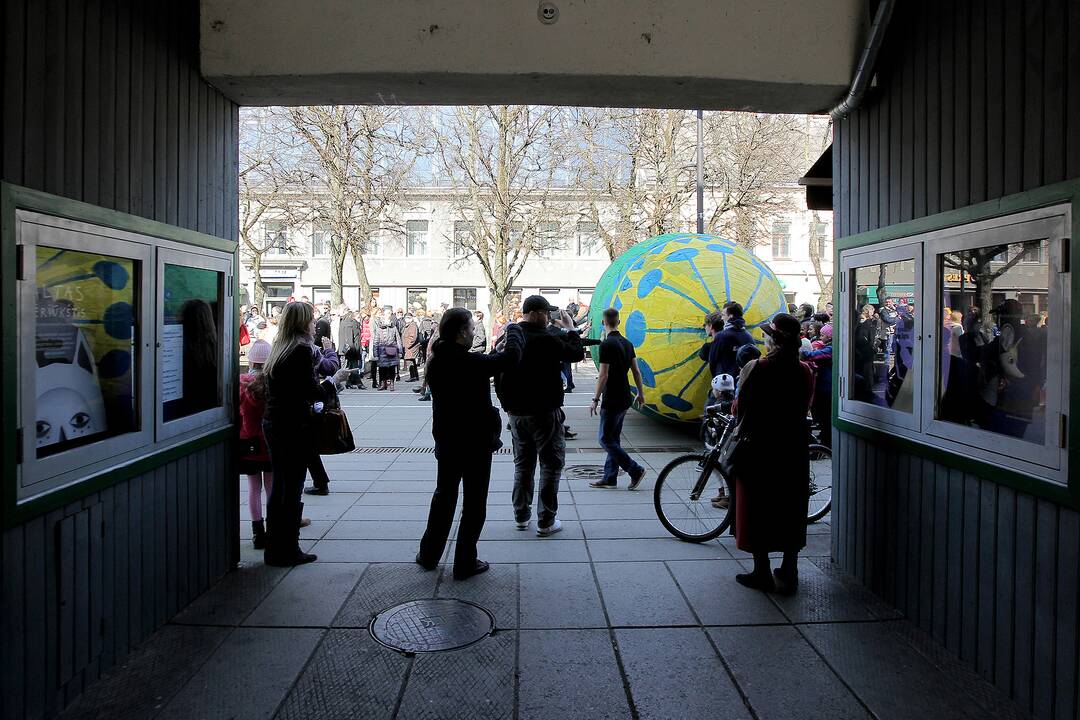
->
xmin=832 ymin=179 xmax=1080 ymax=509
xmin=0 ymin=182 xmax=237 ymax=254
xmin=0 ymin=181 xmax=239 ymax=528
xmin=2 ymin=428 xmax=234 ymax=528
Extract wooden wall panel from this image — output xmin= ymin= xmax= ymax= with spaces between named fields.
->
xmin=833 ymin=1 xmax=1079 ymax=716
xmin=0 ymin=0 xmax=238 ymax=717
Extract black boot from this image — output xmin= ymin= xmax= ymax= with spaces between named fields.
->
xmin=251 ymin=520 xmax=267 ymax=550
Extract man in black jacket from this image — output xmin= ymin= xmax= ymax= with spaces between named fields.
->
xmin=497 ymin=295 xmax=584 ymax=536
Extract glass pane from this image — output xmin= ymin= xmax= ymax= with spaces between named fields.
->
xmin=407 ymin=288 xmax=428 ymax=312
xmin=34 ymin=246 xmax=139 ymax=458
xmin=162 ymin=264 xmax=223 ymax=423
xmin=849 ymin=259 xmax=918 ymax=412
xmin=937 ymin=240 xmax=1049 ymax=443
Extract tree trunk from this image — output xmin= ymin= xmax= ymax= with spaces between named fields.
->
xmin=350 ymin=244 xmax=372 ymax=310
xmin=250 ymin=253 xmax=266 ymax=309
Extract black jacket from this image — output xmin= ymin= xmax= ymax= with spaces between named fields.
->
xmin=428 ymin=324 xmax=524 ymax=450
xmin=496 ymin=321 xmax=584 ymax=416
xmin=265 ymin=344 xmax=334 ymax=425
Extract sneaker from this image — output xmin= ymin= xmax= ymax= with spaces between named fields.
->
xmin=536 ymin=519 xmax=563 ymax=537
xmin=418 ymin=394 xmax=431 ymax=402
xmin=628 ymin=467 xmax=647 ymax=491
xmin=589 ymin=479 xmax=618 ymax=489
xmin=515 ymin=519 xmax=531 ymax=531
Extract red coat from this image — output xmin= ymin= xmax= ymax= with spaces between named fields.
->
xmin=361 ymin=317 xmax=372 ymax=349
xmin=238 ymin=373 xmax=270 ymax=463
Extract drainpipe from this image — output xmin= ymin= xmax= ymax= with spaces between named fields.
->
xmin=829 ymin=0 xmax=896 ymax=119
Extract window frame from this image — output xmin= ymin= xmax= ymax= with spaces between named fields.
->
xmin=311 ymin=221 xmax=331 ymax=258
xmin=838 ymin=241 xmax=924 ymax=433
xmin=771 ymin=220 xmax=791 ymax=259
xmin=452 ymin=287 xmax=478 ymax=310
xmin=15 ymin=214 xmax=156 ymax=500
xmin=406 ymin=219 xmax=429 ymax=257
xmin=836 ymin=201 xmax=1072 ymax=490
xmin=154 ymin=247 xmax=234 ymax=443
xmin=920 ymin=212 xmax=1068 ymax=472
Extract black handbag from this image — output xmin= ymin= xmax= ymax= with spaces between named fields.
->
xmin=718 ymin=422 xmax=750 ymax=478
xmin=316 ymin=407 xmax=356 ymax=455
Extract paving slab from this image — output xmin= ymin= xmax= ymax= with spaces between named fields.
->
xmin=436 ymin=563 xmax=519 ymax=630
xmin=333 ymin=562 xmax=440 ymax=628
xmin=274 ymin=629 xmax=410 ymax=720
xmin=171 ymin=560 xmax=290 ymax=626
xmin=58 ymin=625 xmax=231 ymax=720
xmin=311 ymin=539 xmax=421 ymax=563
xmin=581 ymin=519 xmax=672 ymax=539
xmin=519 ymin=563 xmax=607 ymax=628
xmin=519 ymin=629 xmax=632 ymax=720
xmin=574 ymin=504 xmax=663 ymax=520
xmin=466 ymin=539 xmax=590 ymax=563
xmin=399 ymin=630 xmax=516 ymax=720
xmin=666 ymin=560 xmax=788 ymax=626
xmin=323 ymin=520 xmax=432 ymax=540
xmin=244 ymin=562 xmax=368 ymax=627
xmin=709 ymin=625 xmax=872 ymax=720
xmin=586 ymin=538 xmax=730 ymax=562
xmin=735 ymin=558 xmax=881 ymax=624
xmin=157 ymin=627 xmax=322 ymax=720
xmin=479 ymin=519 xmax=584 ymax=541
xmin=616 ymin=628 xmax=751 ymax=720
xmin=799 ymin=622 xmax=1010 ymax=720
xmin=340 ymin=504 xmax=433 ymax=521
xmin=594 ymin=562 xmax=697 ymax=626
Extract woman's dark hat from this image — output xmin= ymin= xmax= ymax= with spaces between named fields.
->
xmin=761 ymin=313 xmax=802 ymax=342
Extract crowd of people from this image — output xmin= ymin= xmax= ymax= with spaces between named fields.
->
xmin=235 ymin=292 xmax=836 ymax=593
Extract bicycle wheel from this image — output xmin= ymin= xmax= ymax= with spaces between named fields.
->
xmin=807 ymin=444 xmax=833 ymax=523
xmin=653 ymin=454 xmax=731 ymax=542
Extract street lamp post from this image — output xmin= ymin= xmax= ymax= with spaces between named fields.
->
xmin=696 ymin=109 xmax=704 ymax=235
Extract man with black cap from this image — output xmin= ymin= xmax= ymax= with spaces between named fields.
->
xmin=496 ymin=295 xmax=584 ymax=536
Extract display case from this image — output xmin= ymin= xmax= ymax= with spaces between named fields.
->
xmin=3 ymin=186 xmax=237 ymax=518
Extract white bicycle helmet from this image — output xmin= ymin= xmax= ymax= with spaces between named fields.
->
xmin=711 ymin=374 xmax=735 ymax=392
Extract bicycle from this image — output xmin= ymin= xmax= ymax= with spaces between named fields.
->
xmin=653 ymin=405 xmax=833 ymax=543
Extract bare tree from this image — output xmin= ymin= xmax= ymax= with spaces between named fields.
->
xmin=432 ymin=105 xmax=571 ymax=318
xmin=238 ymin=109 xmax=306 ymax=309
xmin=806 ymin=210 xmax=834 ymax=301
xmin=572 ymin=108 xmax=697 ymax=259
xmin=273 ymin=105 xmax=418 ymax=306
xmin=703 ymin=113 xmax=827 ymax=247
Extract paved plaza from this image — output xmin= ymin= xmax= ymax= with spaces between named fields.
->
xmin=61 ymin=369 xmax=1027 ymax=720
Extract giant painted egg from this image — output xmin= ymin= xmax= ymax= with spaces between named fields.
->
xmin=588 ymin=233 xmax=786 ymax=423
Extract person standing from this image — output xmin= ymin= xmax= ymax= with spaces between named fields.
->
xmin=402 ymin=313 xmax=422 ymax=382
xmin=730 ymin=313 xmax=813 ymax=593
xmin=261 ymin=301 xmax=348 ymax=566
xmin=470 ymin=310 xmax=488 ymax=353
xmin=239 ymin=339 xmax=274 ymax=549
xmin=374 ymin=306 xmax=403 ymax=391
xmin=497 ymin=296 xmax=583 ymax=536
xmin=588 ymin=308 xmax=648 ymax=490
xmin=416 ymin=310 xmax=524 ymax=579
xmin=699 ymin=302 xmax=754 ymax=381
xmin=338 ymin=306 xmax=361 ymax=372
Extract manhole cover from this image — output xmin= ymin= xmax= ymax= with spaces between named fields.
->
xmin=369 ymin=599 xmax=495 ymax=654
xmin=564 ymin=465 xmax=607 ymax=479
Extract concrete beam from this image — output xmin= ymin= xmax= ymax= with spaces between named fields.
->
xmin=201 ymin=0 xmax=867 ymax=112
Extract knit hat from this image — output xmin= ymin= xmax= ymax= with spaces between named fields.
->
xmin=248 ymin=339 xmax=271 ymax=364
xmin=821 ymin=323 xmax=834 ymax=339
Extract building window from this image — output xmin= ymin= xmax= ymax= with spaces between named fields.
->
xmin=837 ymin=203 xmax=1070 ymax=485
xmin=771 ymin=221 xmax=790 ymax=259
xmin=406 ymin=288 xmax=428 ymax=313
xmin=452 ymin=220 xmax=472 ymax=258
xmin=264 ymin=220 xmax=288 ymax=255
xmin=537 ymin=222 xmax=561 ymax=257
xmin=311 ymin=222 xmax=330 ymax=257
xmin=406 ymin=220 xmax=429 ymax=256
xmin=576 ymin=221 xmax=602 ymax=257
xmin=813 ymin=221 xmax=829 ymax=259
xmin=311 ymin=287 xmax=332 ymax=305
xmin=453 ymin=287 xmax=478 ymax=310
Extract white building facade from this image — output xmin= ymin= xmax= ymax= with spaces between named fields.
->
xmin=243 ymin=187 xmax=833 ymax=315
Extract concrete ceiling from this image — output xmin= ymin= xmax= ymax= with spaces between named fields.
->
xmin=201 ymin=0 xmax=868 ymax=113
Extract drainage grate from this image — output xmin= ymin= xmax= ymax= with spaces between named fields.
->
xmin=369 ymin=599 xmax=495 ymax=655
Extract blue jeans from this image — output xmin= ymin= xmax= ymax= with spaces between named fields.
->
xmin=598 ymin=409 xmax=641 ymax=484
